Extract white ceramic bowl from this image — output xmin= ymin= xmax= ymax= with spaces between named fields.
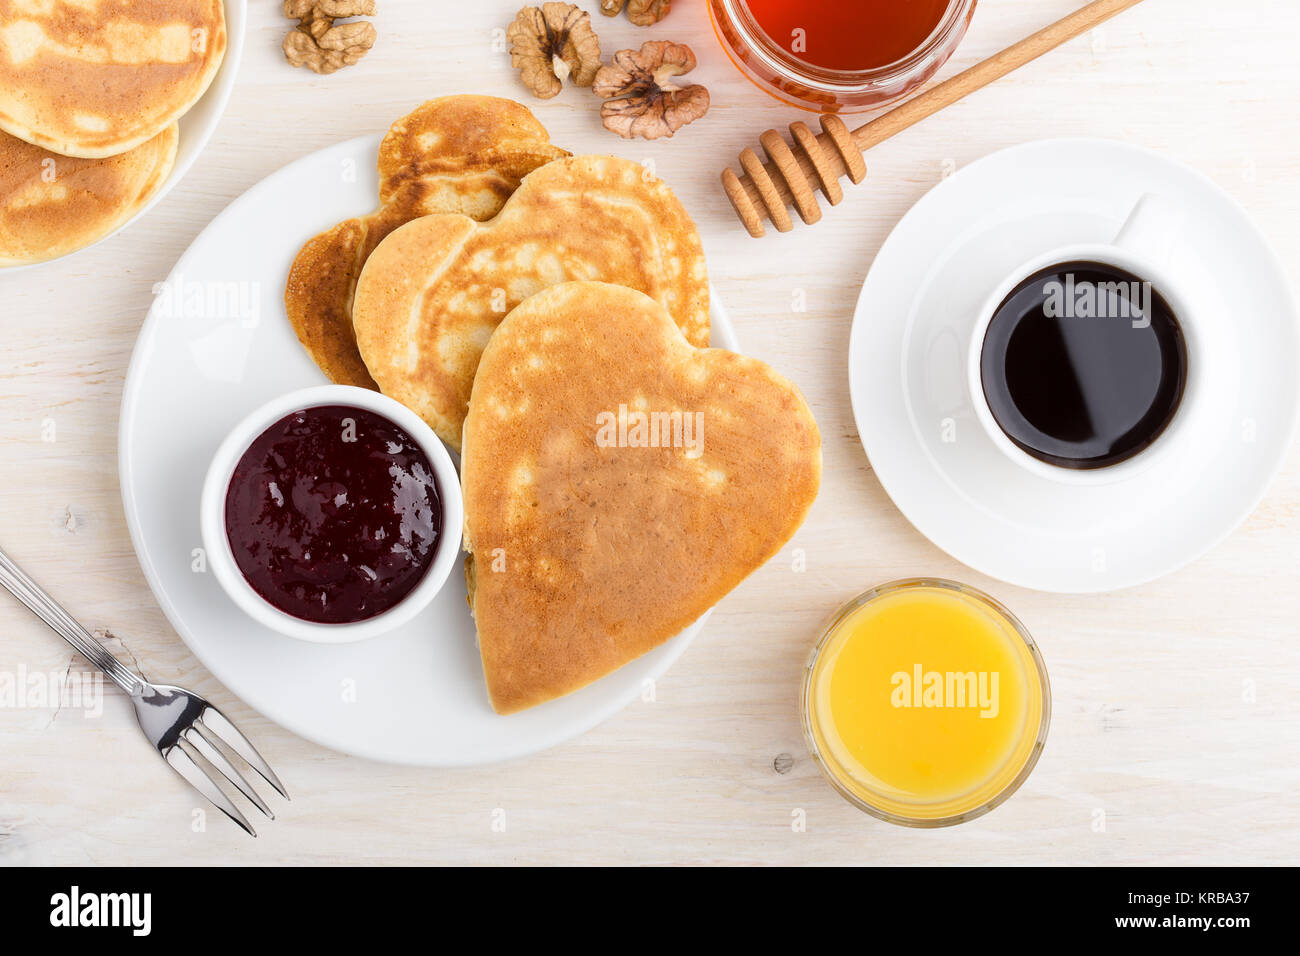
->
xmin=199 ymin=385 xmax=463 ymax=644
xmin=5 ymin=0 xmax=246 ymax=271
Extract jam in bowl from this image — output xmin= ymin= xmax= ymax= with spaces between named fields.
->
xmin=200 ymin=385 xmax=463 ymax=643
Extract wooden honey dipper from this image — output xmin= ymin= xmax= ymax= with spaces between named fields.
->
xmin=722 ymin=0 xmax=1147 ymax=237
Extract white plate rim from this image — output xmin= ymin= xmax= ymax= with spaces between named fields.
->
xmin=117 ymin=133 xmax=738 ymax=765
xmin=849 ymin=136 xmax=1300 ymax=593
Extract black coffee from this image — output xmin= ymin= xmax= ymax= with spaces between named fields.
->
xmin=980 ymin=260 xmax=1187 ymax=470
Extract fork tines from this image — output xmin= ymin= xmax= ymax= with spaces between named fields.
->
xmin=166 ymin=704 xmax=289 ymax=837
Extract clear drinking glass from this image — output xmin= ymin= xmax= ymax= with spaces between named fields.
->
xmin=802 ymin=578 xmax=1051 ymax=827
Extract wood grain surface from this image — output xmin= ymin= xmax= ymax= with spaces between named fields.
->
xmin=2 ymin=0 xmax=1298 ymax=866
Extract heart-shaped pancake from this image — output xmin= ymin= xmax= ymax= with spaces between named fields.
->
xmin=461 ymin=282 xmax=820 ymax=714
xmin=285 ymin=96 xmax=569 ymax=389
xmin=353 ymin=155 xmax=709 ymax=451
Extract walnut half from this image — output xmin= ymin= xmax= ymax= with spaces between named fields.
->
xmin=593 ymin=41 xmax=709 ymax=140
xmin=508 ymin=4 xmax=602 ymax=100
xmin=283 ymin=0 xmax=377 ymax=75
xmin=599 ymin=0 xmax=672 ymax=26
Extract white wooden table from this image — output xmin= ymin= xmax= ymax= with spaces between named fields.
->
xmin=3 ymin=0 xmax=1298 ymax=866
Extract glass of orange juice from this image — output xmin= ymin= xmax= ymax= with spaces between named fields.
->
xmin=802 ymin=579 xmax=1050 ymax=827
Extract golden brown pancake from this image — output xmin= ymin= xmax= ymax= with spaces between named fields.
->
xmin=284 ymin=96 xmax=570 ymax=390
xmin=461 ymin=281 xmax=821 ymax=714
xmin=353 ymin=155 xmax=710 ymax=451
xmin=0 ymin=0 xmax=226 ymax=158
xmin=0 ymin=123 xmax=177 ymax=266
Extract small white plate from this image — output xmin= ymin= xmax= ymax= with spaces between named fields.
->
xmin=849 ymin=139 xmax=1300 ymax=593
xmin=7 ymin=0 xmax=245 ymax=271
xmin=119 ymin=134 xmax=737 ymax=765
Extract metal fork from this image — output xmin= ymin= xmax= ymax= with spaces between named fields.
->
xmin=0 ymin=545 xmax=287 ymax=836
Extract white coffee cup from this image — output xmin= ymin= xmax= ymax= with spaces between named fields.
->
xmin=967 ymin=194 xmax=1208 ymax=486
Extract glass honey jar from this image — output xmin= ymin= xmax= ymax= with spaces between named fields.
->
xmin=709 ymin=0 xmax=978 ymax=114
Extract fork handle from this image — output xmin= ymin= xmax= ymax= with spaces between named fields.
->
xmin=0 ymin=545 xmax=144 ymax=694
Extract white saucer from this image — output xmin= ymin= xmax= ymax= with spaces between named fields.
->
xmin=119 ymin=135 xmax=737 ymax=765
xmin=849 ymin=139 xmax=1300 ymax=593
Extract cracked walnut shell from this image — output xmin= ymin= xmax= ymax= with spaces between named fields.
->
xmin=593 ymin=41 xmax=709 ymax=140
xmin=508 ymin=4 xmax=601 ymax=100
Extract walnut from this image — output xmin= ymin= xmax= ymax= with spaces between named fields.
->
xmin=628 ymin=0 xmax=672 ymax=26
xmin=593 ymin=41 xmax=709 ymax=140
xmin=283 ymin=0 xmax=377 ymax=75
xmin=599 ymin=0 xmax=672 ymax=25
xmin=284 ymin=0 xmax=374 ymax=19
xmin=508 ymin=4 xmax=601 ymax=100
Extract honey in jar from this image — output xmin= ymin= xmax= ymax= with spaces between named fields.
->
xmin=709 ymin=0 xmax=978 ymax=113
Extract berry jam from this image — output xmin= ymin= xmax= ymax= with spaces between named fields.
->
xmin=224 ymin=405 xmax=441 ymax=624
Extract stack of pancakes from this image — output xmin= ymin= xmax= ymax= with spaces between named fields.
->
xmin=285 ymin=96 xmax=570 ymax=389
xmin=285 ymin=95 xmax=822 ymax=713
xmin=0 ymin=0 xmax=227 ymax=265
xmin=351 ymin=152 xmax=711 ymax=450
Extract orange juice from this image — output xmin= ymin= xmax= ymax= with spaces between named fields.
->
xmin=803 ymin=579 xmax=1049 ymax=826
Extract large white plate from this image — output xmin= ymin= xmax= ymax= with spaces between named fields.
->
xmin=849 ymin=139 xmax=1300 ymax=593
xmin=119 ymin=135 xmax=737 ymax=765
xmin=7 ymin=0 xmax=246 ymax=271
